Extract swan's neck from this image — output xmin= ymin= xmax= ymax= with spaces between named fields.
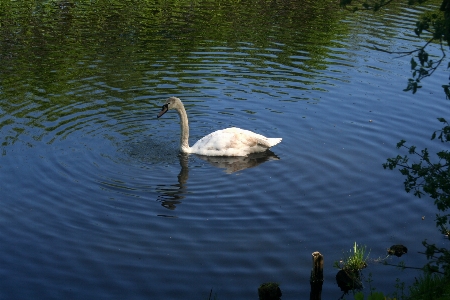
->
xmin=176 ymin=105 xmax=191 ymax=153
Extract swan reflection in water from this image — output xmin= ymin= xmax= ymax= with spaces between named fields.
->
xmin=156 ymin=151 xmax=280 ymax=216
xmin=156 ymin=154 xmax=189 ymax=215
xmin=196 ymin=150 xmax=280 ymax=174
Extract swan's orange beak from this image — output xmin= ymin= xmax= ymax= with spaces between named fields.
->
xmin=157 ymin=104 xmax=169 ymax=118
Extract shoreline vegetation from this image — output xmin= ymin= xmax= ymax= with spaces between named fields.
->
xmin=207 ymin=239 xmax=448 ymax=299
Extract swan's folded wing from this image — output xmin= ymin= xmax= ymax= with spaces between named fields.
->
xmin=191 ymin=127 xmax=281 ymax=156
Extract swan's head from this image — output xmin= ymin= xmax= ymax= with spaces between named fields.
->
xmin=157 ymin=97 xmax=183 ymax=118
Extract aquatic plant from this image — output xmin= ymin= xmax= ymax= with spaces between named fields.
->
xmin=335 ymin=242 xmax=370 ymax=272
xmin=335 ymin=242 xmax=371 ymax=293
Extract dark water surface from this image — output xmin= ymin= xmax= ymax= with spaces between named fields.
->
xmin=1 ymin=0 xmax=448 ymax=299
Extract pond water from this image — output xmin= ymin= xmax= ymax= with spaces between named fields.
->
xmin=1 ymin=0 xmax=449 ymax=299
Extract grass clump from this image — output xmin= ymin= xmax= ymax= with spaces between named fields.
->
xmin=335 ymin=242 xmax=371 ymax=293
xmin=335 ymin=242 xmax=370 ymax=272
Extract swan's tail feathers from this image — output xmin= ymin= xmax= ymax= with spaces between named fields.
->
xmin=267 ymin=138 xmax=282 ymax=147
xmin=257 ymin=137 xmax=282 ymax=148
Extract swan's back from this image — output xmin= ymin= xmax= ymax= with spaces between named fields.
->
xmin=190 ymin=127 xmax=282 ymax=156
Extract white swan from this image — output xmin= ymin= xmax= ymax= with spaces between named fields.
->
xmin=157 ymin=97 xmax=282 ymax=156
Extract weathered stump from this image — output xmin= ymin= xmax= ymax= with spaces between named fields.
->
xmin=310 ymin=251 xmax=324 ymax=300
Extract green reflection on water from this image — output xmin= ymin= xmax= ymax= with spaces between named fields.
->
xmin=0 ymin=0 xmax=347 ymax=146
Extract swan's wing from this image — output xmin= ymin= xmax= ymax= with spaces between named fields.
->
xmin=191 ymin=127 xmax=281 ymax=156
xmin=226 ymin=128 xmax=282 ymax=148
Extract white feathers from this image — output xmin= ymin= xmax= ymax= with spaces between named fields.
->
xmin=191 ymin=127 xmax=282 ymax=156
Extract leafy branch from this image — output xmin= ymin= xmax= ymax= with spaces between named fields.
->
xmin=342 ymin=0 xmax=450 ymax=97
xmin=382 ymin=260 xmax=433 ymax=272
xmin=421 ymin=240 xmax=450 ymax=276
xmin=383 ymin=118 xmax=450 ymax=275
xmin=407 ymin=11 xmax=448 ymax=94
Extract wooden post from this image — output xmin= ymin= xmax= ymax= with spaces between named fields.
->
xmin=310 ymin=251 xmax=323 ymax=300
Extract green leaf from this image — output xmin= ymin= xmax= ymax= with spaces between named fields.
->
xmin=442 ymin=85 xmax=450 ymax=99
xmin=411 ymin=58 xmax=418 ymax=70
xmin=396 ymin=140 xmax=406 ymax=148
